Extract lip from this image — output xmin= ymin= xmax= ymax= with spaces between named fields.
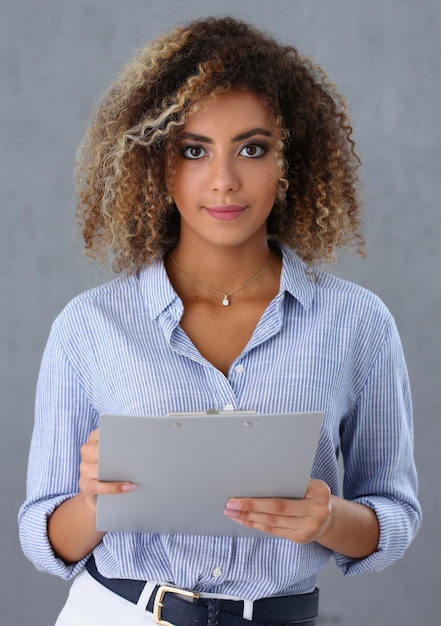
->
xmin=205 ymin=205 xmax=246 ymax=221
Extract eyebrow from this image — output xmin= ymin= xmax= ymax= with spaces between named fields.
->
xmin=178 ymin=128 xmax=274 ymax=144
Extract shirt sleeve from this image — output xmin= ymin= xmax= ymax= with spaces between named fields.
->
xmin=334 ymin=316 xmax=422 ymax=575
xmin=18 ymin=321 xmax=99 ymax=580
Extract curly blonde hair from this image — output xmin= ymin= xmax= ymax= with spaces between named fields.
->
xmin=75 ymin=16 xmax=364 ymax=272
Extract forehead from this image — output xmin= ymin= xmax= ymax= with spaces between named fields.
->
xmin=183 ymin=90 xmax=276 ymax=135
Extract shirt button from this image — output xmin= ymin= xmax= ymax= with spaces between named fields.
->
xmin=234 ymin=364 xmax=245 ymax=374
xmin=223 ymin=404 xmax=234 ymax=411
xmin=212 ymin=567 xmax=223 ymax=578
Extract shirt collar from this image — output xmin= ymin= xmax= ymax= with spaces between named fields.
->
xmin=139 ymin=245 xmax=316 ymax=319
xmin=278 ymin=245 xmax=316 ymax=311
xmin=139 ymin=259 xmax=183 ymax=321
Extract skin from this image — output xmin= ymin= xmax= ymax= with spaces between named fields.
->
xmin=47 ymin=90 xmax=379 ymax=564
xmin=170 ymin=90 xmax=280 ymax=253
xmin=165 ymin=90 xmax=283 ymax=375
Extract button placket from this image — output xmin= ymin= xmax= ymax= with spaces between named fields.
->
xmin=205 ymin=366 xmax=239 ymax=412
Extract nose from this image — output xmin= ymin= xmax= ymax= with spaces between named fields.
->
xmin=209 ymin=155 xmax=240 ymax=193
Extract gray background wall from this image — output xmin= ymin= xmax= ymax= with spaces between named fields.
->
xmin=1 ymin=0 xmax=440 ymax=624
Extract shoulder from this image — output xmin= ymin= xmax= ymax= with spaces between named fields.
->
xmin=64 ymin=271 xmax=138 ymax=309
xmin=53 ymin=272 xmax=141 ymax=338
xmin=312 ymin=269 xmax=400 ymax=354
xmin=315 ymin=269 xmax=388 ymax=313
xmin=282 ymin=247 xmax=398 ymax=361
xmin=281 ymin=246 xmax=391 ymax=324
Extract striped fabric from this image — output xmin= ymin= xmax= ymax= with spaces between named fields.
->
xmin=18 ymin=246 xmax=421 ymax=600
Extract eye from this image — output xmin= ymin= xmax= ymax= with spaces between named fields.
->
xmin=239 ymin=144 xmax=267 ymax=158
xmin=180 ymin=145 xmax=206 ymax=160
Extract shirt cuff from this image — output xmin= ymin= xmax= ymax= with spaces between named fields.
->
xmin=18 ymin=494 xmax=90 ymax=580
xmin=333 ymin=495 xmax=421 ymax=576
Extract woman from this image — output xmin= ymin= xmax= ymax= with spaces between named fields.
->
xmin=19 ymin=16 xmax=421 ymax=626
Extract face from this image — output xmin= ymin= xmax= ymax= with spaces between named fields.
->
xmin=169 ymin=90 xmax=280 ymax=252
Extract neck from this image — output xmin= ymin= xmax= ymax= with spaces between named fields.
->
xmin=169 ymin=240 xmax=275 ymax=285
xmin=165 ymin=240 xmax=280 ymax=305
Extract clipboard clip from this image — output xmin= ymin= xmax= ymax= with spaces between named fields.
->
xmin=166 ymin=409 xmax=258 ymax=417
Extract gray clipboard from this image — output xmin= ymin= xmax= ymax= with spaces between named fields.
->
xmin=96 ymin=410 xmax=323 ymax=537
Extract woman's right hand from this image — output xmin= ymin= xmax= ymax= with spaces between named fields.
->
xmin=79 ymin=428 xmax=136 ymax=506
xmin=48 ymin=428 xmax=136 ymax=563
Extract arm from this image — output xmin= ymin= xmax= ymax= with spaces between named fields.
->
xmin=19 ymin=322 xmax=135 ymax=577
xmin=225 ymin=316 xmax=421 ymax=565
xmin=47 ymin=429 xmax=136 ymax=564
xmin=224 ymin=479 xmax=379 ymax=558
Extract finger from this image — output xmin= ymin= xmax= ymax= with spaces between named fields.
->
xmin=225 ymin=497 xmax=304 ymax=517
xmin=224 ymin=490 xmax=331 ymax=542
xmin=81 ymin=477 xmax=136 ymax=498
xmin=88 ymin=428 xmax=100 ymax=443
xmin=223 ymin=508 xmax=326 ymax=543
xmin=226 ymin=481 xmax=331 ymax=516
xmin=223 ymin=499 xmax=298 ymax=534
xmin=229 ymin=498 xmax=330 ymax=529
xmin=223 ymin=508 xmax=306 ymax=542
xmin=80 ymin=431 xmax=101 ymax=462
xmin=304 ymin=479 xmax=331 ymax=501
xmin=224 ymin=501 xmax=303 ymax=529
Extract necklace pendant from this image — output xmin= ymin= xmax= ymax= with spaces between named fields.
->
xmin=222 ymin=295 xmax=230 ymax=307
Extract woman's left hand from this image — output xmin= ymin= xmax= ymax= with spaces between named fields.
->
xmin=224 ymin=478 xmax=332 ymax=543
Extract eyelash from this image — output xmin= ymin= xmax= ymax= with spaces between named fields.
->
xmin=179 ymin=143 xmax=268 ymax=160
xmin=180 ymin=145 xmax=206 ymax=160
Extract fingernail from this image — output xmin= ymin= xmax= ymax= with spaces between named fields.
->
xmin=224 ymin=508 xmax=240 ymax=518
xmin=121 ymin=483 xmax=137 ymax=492
xmin=226 ymin=500 xmax=241 ymax=511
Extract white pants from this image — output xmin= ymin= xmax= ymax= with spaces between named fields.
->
xmin=55 ymin=569 xmax=254 ymax=626
xmin=55 ymin=570 xmax=158 ymax=626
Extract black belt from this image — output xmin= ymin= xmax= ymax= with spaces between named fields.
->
xmin=86 ymin=556 xmax=319 ymax=626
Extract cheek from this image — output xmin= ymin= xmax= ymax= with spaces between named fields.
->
xmin=173 ymin=165 xmax=204 ymax=198
xmin=257 ymin=166 xmax=279 ymax=203
xmin=257 ymin=155 xmax=279 ymax=187
xmin=170 ymin=174 xmax=188 ymax=204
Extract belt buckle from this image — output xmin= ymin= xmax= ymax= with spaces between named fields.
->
xmin=153 ymin=584 xmax=200 ymax=626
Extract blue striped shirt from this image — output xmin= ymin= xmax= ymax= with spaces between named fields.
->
xmin=18 ymin=246 xmax=421 ymax=599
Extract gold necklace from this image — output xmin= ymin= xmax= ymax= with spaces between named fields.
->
xmin=169 ymin=255 xmax=275 ymax=307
